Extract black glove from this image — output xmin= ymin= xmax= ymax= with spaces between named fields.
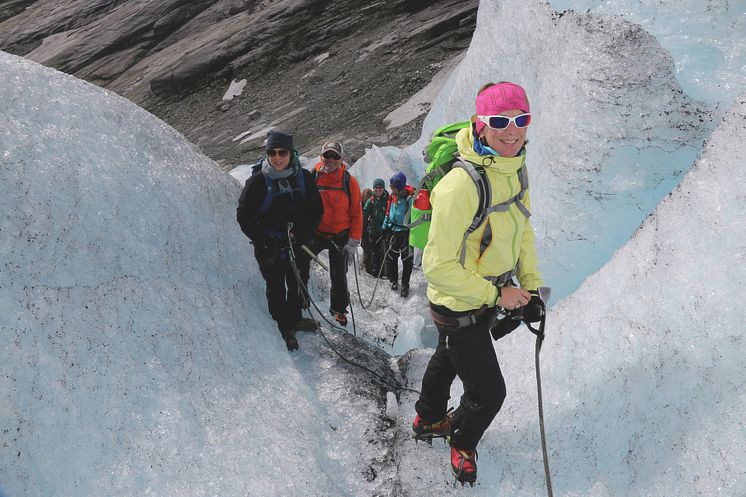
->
xmin=522 ymin=290 xmax=545 ymax=323
xmin=490 ymin=313 xmax=522 ymax=340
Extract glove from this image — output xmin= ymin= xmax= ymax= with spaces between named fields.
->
xmin=522 ymin=290 xmax=546 ymax=323
xmin=490 ymin=313 xmax=522 ymax=340
xmin=344 ymin=238 xmax=360 ymax=258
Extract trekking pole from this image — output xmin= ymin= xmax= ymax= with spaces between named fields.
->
xmin=525 ymin=286 xmax=554 ymax=497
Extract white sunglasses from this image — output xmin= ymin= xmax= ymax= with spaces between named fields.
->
xmin=477 ymin=113 xmax=532 ymax=130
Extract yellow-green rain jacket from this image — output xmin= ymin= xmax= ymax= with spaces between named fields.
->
xmin=423 ymin=127 xmax=543 ymax=312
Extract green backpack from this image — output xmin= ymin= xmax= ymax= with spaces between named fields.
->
xmin=408 ymin=121 xmax=470 ymax=249
xmin=407 ymin=121 xmax=531 ymax=270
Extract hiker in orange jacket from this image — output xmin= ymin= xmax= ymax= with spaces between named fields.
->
xmin=305 ymin=141 xmax=363 ymax=326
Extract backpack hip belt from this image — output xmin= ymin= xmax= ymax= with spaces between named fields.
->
xmin=430 ymin=304 xmax=493 ymax=329
xmin=429 ymin=266 xmax=517 ymax=329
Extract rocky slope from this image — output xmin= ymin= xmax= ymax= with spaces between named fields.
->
xmin=0 ymin=0 xmax=477 ymax=168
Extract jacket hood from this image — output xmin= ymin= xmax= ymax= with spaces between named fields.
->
xmin=455 ymin=126 xmax=526 ymax=174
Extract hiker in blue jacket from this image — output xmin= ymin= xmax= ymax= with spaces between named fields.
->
xmin=382 ymin=172 xmax=415 ymax=297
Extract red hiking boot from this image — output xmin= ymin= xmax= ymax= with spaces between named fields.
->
xmin=412 ymin=413 xmax=451 ymax=442
xmin=450 ymin=448 xmax=477 ymax=485
xmin=334 ymin=312 xmax=348 ymax=327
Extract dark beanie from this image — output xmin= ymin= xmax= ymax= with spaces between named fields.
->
xmin=265 ymin=131 xmax=294 ymax=151
xmin=373 ymin=178 xmax=385 ymax=189
xmin=389 ymin=172 xmax=406 ymax=190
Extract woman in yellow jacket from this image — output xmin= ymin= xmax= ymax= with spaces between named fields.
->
xmin=411 ymin=82 xmax=546 ymax=485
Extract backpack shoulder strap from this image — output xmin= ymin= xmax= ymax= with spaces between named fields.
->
xmin=343 ymin=169 xmax=351 ymax=202
xmin=455 ymin=161 xmax=491 ymax=234
xmin=297 ymin=167 xmax=307 ymax=200
xmin=385 ymin=193 xmax=395 ymax=217
xmin=258 ymin=167 xmax=308 ymax=216
xmin=313 ymin=168 xmax=351 ymax=200
xmin=251 ymin=158 xmax=263 ymax=176
xmin=454 ymin=160 xmax=491 ymax=267
xmin=257 ymin=173 xmax=274 ymax=216
xmin=481 ymin=165 xmax=531 ymax=219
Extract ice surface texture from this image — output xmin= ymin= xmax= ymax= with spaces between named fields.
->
xmin=0 ymin=52 xmax=392 ymax=497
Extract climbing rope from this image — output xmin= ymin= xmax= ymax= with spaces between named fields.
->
xmin=351 ymin=236 xmax=394 ymax=310
xmin=286 ymin=224 xmax=420 ymax=395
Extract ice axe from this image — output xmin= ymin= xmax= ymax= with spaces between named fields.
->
xmin=526 ymin=286 xmax=554 ymax=497
xmin=300 ymin=245 xmax=328 ymax=271
xmin=286 ymin=222 xmax=328 ymax=271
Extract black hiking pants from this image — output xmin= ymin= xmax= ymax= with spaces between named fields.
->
xmin=386 ymin=230 xmax=413 ymax=287
xmin=415 ymin=311 xmax=506 ymax=450
xmin=256 ymin=249 xmax=310 ymax=334
xmin=368 ymin=231 xmax=385 ymax=277
xmin=361 ymin=225 xmax=373 ymax=274
xmin=304 ymin=231 xmax=350 ymax=315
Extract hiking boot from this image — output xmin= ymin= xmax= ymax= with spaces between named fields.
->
xmin=291 ymin=317 xmax=319 ymax=333
xmin=450 ymin=448 xmax=478 ymax=485
xmin=412 ymin=413 xmax=451 ymax=441
xmin=281 ymin=330 xmax=299 ymax=351
xmin=400 ymin=284 xmax=409 ymax=298
xmin=334 ymin=312 xmax=348 ymax=327
xmin=390 ymin=281 xmax=398 ymax=291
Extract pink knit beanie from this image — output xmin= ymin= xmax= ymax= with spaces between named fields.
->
xmin=474 ymin=82 xmax=530 ymax=134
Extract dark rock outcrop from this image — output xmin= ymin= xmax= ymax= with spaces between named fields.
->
xmin=0 ymin=0 xmax=478 ymax=167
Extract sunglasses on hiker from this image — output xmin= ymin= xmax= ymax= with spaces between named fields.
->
xmin=322 ymin=151 xmax=341 ymax=160
xmin=477 ymin=113 xmax=532 ymax=130
xmin=267 ymin=148 xmax=290 ymax=158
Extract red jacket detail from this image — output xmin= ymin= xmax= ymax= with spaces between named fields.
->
xmin=313 ymin=162 xmax=363 ymax=240
xmin=385 ymin=185 xmax=415 ymax=216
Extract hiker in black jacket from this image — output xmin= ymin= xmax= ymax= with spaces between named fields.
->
xmin=237 ymin=131 xmax=323 ymax=350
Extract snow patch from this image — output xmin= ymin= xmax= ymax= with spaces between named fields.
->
xmin=221 ymin=79 xmax=246 ymax=101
